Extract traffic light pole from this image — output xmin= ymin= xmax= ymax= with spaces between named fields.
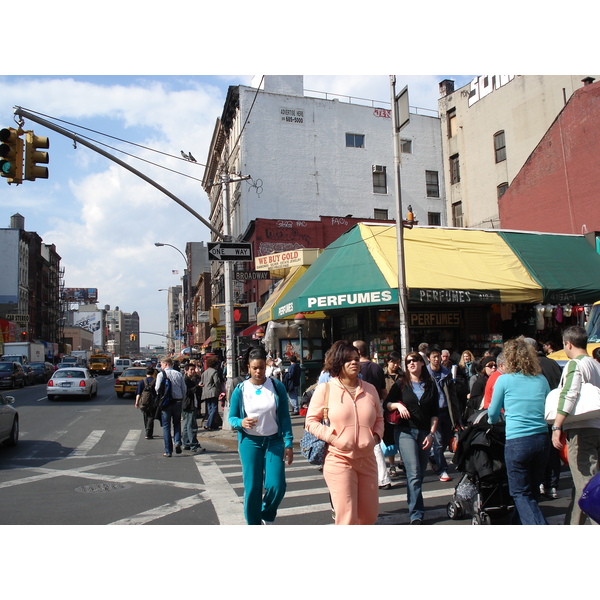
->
xmin=12 ymin=106 xmax=223 ymax=239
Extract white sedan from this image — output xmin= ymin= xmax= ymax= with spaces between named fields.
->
xmin=47 ymin=367 xmax=98 ymax=401
xmin=0 ymin=393 xmax=18 ymax=447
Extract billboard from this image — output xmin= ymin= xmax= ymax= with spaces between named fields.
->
xmin=62 ymin=288 xmax=99 ymax=303
xmin=73 ymin=311 xmax=103 ymax=347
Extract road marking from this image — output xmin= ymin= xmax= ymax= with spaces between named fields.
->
xmin=194 ymin=454 xmax=246 ymax=525
xmin=69 ymin=430 xmax=105 ymax=457
xmin=118 ymin=429 xmax=140 ymax=454
xmin=108 ymin=493 xmax=209 ymax=525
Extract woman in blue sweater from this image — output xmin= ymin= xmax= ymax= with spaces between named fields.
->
xmin=489 ymin=337 xmax=550 ymax=524
xmin=229 ymin=347 xmax=294 ymax=525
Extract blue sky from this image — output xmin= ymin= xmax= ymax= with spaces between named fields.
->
xmin=0 ymin=74 xmax=476 ymax=347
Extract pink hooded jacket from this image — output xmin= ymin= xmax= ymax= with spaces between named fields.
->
xmin=305 ymin=378 xmax=384 ymax=459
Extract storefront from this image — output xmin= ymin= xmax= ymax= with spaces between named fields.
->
xmin=270 ymin=224 xmax=600 ymax=360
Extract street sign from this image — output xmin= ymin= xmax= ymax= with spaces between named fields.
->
xmin=208 ymin=242 xmax=253 ymax=261
xmin=234 ymin=270 xmax=270 ymax=281
xmin=5 ymin=313 xmax=29 ymax=323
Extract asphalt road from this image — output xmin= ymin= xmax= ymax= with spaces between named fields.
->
xmin=0 ymin=375 xmax=575 ymax=525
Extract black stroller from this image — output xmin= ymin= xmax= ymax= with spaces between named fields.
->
xmin=446 ymin=410 xmax=514 ymax=525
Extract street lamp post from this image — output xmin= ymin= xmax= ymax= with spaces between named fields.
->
xmin=294 ymin=313 xmax=306 ymax=400
xmin=155 ymin=242 xmax=189 ymax=352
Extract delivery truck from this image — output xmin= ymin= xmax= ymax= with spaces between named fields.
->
xmin=1 ymin=341 xmax=45 ymax=365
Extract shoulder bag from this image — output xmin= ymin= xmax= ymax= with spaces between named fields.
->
xmin=300 ymin=382 xmax=330 ymax=465
xmin=545 ymin=383 xmax=600 ymax=423
xmin=385 ymin=380 xmax=403 ymax=425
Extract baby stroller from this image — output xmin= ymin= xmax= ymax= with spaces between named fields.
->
xmin=446 ymin=410 xmax=514 ymax=525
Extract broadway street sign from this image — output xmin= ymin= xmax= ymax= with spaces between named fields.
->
xmin=207 ymin=242 xmax=253 ymax=261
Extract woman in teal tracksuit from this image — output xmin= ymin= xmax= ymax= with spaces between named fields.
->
xmin=229 ymin=347 xmax=294 ymax=525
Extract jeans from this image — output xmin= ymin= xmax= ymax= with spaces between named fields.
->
xmin=504 ymin=432 xmax=550 ymax=525
xmin=238 ymin=432 xmax=287 ymax=524
xmin=431 ymin=408 xmax=451 ymax=474
xmin=395 ymin=427 xmax=430 ymax=522
xmin=182 ymin=409 xmax=199 ymax=448
xmin=204 ymin=398 xmax=219 ymax=429
xmin=288 ymin=386 xmax=299 ymax=413
xmin=161 ymin=401 xmax=182 ymax=455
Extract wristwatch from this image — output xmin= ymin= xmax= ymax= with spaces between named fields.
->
xmin=551 ymin=426 xmax=562 ymax=431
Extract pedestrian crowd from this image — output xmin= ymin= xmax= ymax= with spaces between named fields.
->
xmin=136 ymin=328 xmax=600 ymax=526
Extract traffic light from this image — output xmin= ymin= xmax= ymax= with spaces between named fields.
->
xmin=129 ymin=333 xmax=136 ymax=341
xmin=0 ymin=127 xmax=24 ymax=184
xmin=24 ymin=130 xmax=49 ymax=180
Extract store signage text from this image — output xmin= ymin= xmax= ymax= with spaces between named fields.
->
xmin=278 ymin=289 xmax=394 ymax=316
xmin=411 ymin=288 xmax=501 ymax=304
xmin=410 ymin=312 xmax=461 ymax=328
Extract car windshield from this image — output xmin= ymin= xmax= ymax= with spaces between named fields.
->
xmin=54 ymin=370 xmax=85 ymax=379
xmin=122 ymin=369 xmax=144 ymax=377
xmin=0 ymin=363 xmax=13 ymax=371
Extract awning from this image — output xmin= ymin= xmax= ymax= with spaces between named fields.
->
xmin=256 ymin=265 xmax=328 ymax=324
xmin=201 ymin=336 xmax=212 ymax=349
xmin=238 ymin=323 xmax=263 ymax=338
xmin=272 ymin=224 xmax=600 ymax=317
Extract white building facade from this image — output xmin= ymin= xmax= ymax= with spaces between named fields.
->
xmin=203 ymin=75 xmax=447 ymax=241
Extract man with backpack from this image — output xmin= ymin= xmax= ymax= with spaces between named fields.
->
xmin=155 ymin=358 xmax=187 ymax=457
xmin=135 ymin=366 xmax=157 ymax=439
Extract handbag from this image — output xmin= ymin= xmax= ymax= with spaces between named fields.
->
xmin=385 ymin=380 xmax=403 ymax=425
xmin=300 ymin=383 xmax=330 ymax=465
xmin=545 ymin=383 xmax=600 ymax=423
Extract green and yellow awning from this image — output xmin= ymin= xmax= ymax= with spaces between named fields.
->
xmin=272 ymin=224 xmax=600 ymax=318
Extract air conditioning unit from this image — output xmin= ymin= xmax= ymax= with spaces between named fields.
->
xmin=372 ymin=165 xmax=385 ymax=173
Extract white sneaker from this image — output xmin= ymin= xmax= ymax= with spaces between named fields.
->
xmin=439 ymin=471 xmax=451 ymax=482
xmin=261 ymin=519 xmax=274 ymax=525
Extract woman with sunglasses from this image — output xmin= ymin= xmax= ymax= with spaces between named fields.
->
xmin=465 ymin=356 xmax=497 ymax=418
xmin=385 ymin=351 xmax=439 ymax=524
xmin=305 ymin=339 xmax=384 ymax=524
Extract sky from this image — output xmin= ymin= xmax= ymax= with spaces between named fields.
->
xmin=0 ymin=5 xmax=590 ymax=351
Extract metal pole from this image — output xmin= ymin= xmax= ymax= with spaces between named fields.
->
xmin=13 ymin=106 xmax=223 ymax=239
xmin=221 ymin=169 xmax=235 ymax=430
xmin=390 ymin=77 xmax=411 ymax=357
xmin=297 ymin=323 xmax=304 ymax=400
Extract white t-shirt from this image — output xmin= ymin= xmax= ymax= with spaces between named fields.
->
xmin=242 ymin=377 xmax=279 ymax=437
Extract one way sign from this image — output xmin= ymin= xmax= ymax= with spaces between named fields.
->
xmin=207 ymin=242 xmax=253 ymax=261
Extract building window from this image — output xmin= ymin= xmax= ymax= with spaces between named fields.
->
xmin=450 ymin=154 xmax=460 ymax=184
xmin=372 ymin=165 xmax=387 ymax=194
xmin=497 ymin=182 xmax=509 ymax=199
xmin=401 ymin=139 xmax=412 ymax=153
xmin=426 ymin=170 xmax=440 ymax=198
xmin=447 ymin=108 xmax=457 ymax=138
xmin=428 ymin=212 xmax=441 ymax=226
xmin=346 ymin=133 xmax=365 ymax=148
xmin=494 ymin=131 xmax=506 ymax=163
xmin=374 ymin=208 xmax=389 ymax=220
xmin=452 ymin=202 xmax=463 ymax=227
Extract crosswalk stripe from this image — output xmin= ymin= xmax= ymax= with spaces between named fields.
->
xmin=118 ymin=429 xmax=141 ymax=454
xmin=194 ymin=454 xmax=246 ymax=525
xmin=109 ymin=493 xmax=209 ymax=525
xmin=69 ymin=430 xmax=104 ymax=457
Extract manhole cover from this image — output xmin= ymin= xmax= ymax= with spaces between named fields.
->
xmin=75 ymin=482 xmax=130 ymax=493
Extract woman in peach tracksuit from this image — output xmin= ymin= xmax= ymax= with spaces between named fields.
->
xmin=306 ymin=340 xmax=384 ymax=525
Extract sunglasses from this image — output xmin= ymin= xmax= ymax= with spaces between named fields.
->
xmin=485 ymin=363 xmax=497 ymax=368
xmin=405 ymin=358 xmax=422 ymax=365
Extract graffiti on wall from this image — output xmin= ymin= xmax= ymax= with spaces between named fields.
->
xmin=468 ymin=75 xmax=516 ymax=107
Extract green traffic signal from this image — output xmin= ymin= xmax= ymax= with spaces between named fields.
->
xmin=0 ymin=127 xmax=24 ymax=183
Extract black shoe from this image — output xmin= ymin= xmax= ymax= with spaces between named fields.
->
xmin=183 ymin=446 xmax=191 ymax=450
xmin=175 ymin=445 xmax=182 ymax=454
xmin=379 ymin=483 xmax=392 ymax=490
xmin=410 ymin=519 xmax=423 ymax=525
xmin=193 ymin=446 xmax=206 ymax=453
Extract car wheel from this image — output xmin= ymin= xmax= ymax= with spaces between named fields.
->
xmin=5 ymin=416 xmax=19 ymax=447
xmin=116 ymin=392 xmax=124 ymax=398
xmin=47 ymin=394 xmax=55 ymax=401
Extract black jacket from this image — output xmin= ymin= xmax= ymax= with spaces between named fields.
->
xmin=386 ymin=378 xmax=439 ymax=431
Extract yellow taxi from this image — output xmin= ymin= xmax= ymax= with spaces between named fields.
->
xmin=114 ymin=367 xmax=151 ymax=398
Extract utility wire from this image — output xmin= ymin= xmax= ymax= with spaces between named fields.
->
xmin=16 ymin=106 xmax=206 ymax=182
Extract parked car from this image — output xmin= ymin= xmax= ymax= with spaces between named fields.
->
xmin=0 ymin=393 xmax=18 ymax=447
xmin=46 ymin=367 xmax=98 ymax=401
xmin=0 ymin=362 xmax=26 ymax=389
xmin=28 ymin=362 xmax=55 ymax=383
xmin=114 ymin=367 xmax=148 ymax=398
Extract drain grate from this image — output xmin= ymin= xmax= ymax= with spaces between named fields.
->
xmin=75 ymin=482 xmax=130 ymax=493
